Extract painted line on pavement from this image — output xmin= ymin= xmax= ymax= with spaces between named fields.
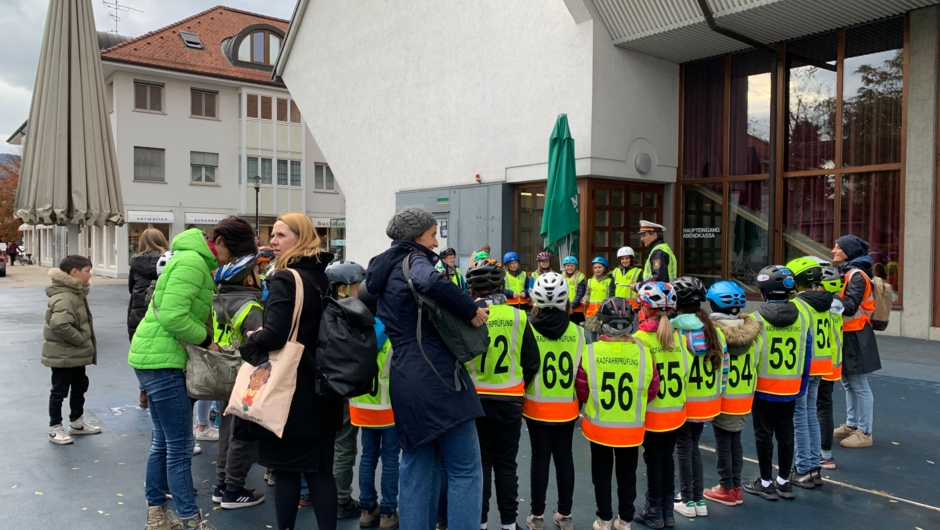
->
xmin=699 ymin=444 xmax=940 ymax=514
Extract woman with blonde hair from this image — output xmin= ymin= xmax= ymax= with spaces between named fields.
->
xmin=127 ymin=228 xmax=169 ymax=408
xmin=239 ymin=213 xmax=343 ymax=530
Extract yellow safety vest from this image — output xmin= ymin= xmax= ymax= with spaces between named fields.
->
xmin=720 ymin=320 xmax=762 ymax=415
xmin=613 ymin=267 xmax=641 ymax=299
xmin=793 ymin=298 xmax=834 ymax=377
xmin=633 ymin=330 xmax=691 ymax=432
xmin=684 ymin=328 xmax=726 ymax=420
xmin=643 ymin=242 xmax=677 ymax=281
xmin=524 ymin=323 xmax=584 ymax=422
xmin=585 ymin=276 xmax=612 ymax=317
xmin=467 ymin=304 xmax=526 ymax=396
xmin=349 ymin=340 xmax=394 ymax=427
xmin=505 ymin=271 xmax=528 ymax=305
xmin=581 ymin=340 xmax=653 ymax=447
xmin=754 ymin=309 xmax=808 ymax=396
xmin=565 ymin=271 xmax=586 ymax=303
xmin=823 ymin=310 xmax=844 ymax=382
xmin=213 ymin=300 xmax=263 ymax=348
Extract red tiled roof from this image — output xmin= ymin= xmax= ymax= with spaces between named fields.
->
xmin=101 ymin=6 xmax=287 ymax=86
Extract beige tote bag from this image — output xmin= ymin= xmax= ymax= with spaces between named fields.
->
xmin=224 ymin=269 xmax=305 ymax=438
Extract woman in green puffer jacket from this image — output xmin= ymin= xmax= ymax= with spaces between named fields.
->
xmin=129 ymin=218 xmax=256 ymax=530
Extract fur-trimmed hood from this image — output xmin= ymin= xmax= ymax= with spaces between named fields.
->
xmin=711 ymin=313 xmax=761 ymax=356
xmin=46 ymin=268 xmax=88 ymax=296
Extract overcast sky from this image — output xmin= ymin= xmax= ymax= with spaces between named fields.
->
xmin=0 ymin=0 xmax=295 ymax=154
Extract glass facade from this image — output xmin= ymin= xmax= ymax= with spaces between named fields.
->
xmin=679 ymin=16 xmax=905 ymax=296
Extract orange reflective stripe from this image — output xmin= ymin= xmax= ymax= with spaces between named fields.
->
xmin=755 ymin=377 xmax=801 ymax=396
xmin=720 ymin=394 xmax=755 ymax=415
xmin=581 ymin=419 xmax=645 ymax=447
xmin=476 ymin=381 xmax=525 ymax=397
xmin=506 ymin=297 xmax=526 ymax=306
xmin=823 ymin=364 xmax=842 ymax=382
xmin=810 ymin=358 xmax=833 ymax=377
xmin=842 ymin=270 xmax=874 ymax=331
xmin=349 ymin=405 xmax=394 ymax=428
xmin=685 ymin=399 xmax=721 ymax=420
xmin=572 ymin=304 xmax=585 ymax=313
xmin=645 ymin=408 xmax=686 ymax=432
xmin=586 ymin=302 xmax=601 ymax=317
xmin=523 ymin=398 xmax=580 ymax=423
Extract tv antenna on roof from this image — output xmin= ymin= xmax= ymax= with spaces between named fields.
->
xmin=102 ymin=0 xmax=143 ymax=34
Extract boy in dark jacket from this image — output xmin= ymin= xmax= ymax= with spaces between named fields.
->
xmin=44 ymin=255 xmax=102 ymax=445
xmin=743 ymin=266 xmax=812 ymax=502
xmin=465 ymin=259 xmax=540 ymax=530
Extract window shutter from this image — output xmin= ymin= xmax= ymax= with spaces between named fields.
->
xmin=260 ymin=96 xmax=272 ymax=120
xmin=150 ymin=86 xmax=162 ymax=111
xmin=205 ymin=93 xmax=216 ymax=118
xmin=135 ymin=84 xmax=147 ymax=109
xmin=191 ymin=90 xmax=203 ymax=116
xmin=247 ymin=94 xmax=258 ymax=118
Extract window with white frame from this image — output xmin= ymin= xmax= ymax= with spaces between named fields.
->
xmin=134 ymin=147 xmax=165 ymax=181
xmin=191 ymin=151 xmax=218 ymax=183
xmin=134 ymin=81 xmax=163 ymax=112
xmin=246 ymin=156 xmax=272 ymax=184
xmin=191 ymin=89 xmax=218 ymax=118
xmin=275 ymin=160 xmax=302 ymax=186
xmin=314 ymin=164 xmax=334 ymax=190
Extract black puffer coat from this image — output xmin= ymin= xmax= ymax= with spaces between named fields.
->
xmin=840 ymin=260 xmax=882 ymax=375
xmin=127 ymin=251 xmax=161 ymax=341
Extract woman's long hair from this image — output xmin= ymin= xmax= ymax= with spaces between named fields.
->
xmin=136 ymin=228 xmax=168 ymax=256
xmin=275 ymin=213 xmax=322 ymax=271
xmin=644 ymin=307 xmax=676 ymax=349
xmin=679 ymin=302 xmax=723 ymax=371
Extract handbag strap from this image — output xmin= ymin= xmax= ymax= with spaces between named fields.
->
xmin=402 ymin=254 xmax=465 ymax=392
xmin=286 ymin=269 xmax=305 ymax=343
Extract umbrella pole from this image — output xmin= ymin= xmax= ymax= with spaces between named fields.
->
xmin=66 ymin=224 xmax=80 ymax=257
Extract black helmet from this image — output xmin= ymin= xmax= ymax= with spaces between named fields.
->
xmin=357 ymin=281 xmax=378 ymax=317
xmin=597 ymin=297 xmax=637 ymax=336
xmin=326 ymin=261 xmax=366 ymax=285
xmin=465 ymin=259 xmax=505 ymax=294
xmin=757 ymin=265 xmax=796 ymax=300
xmin=672 ymin=276 xmax=706 ymax=305
xmin=439 ymin=248 xmax=457 ymax=259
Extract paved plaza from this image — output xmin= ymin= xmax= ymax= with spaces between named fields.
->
xmin=1 ymin=277 xmax=938 ymax=529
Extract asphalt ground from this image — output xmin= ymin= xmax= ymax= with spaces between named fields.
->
xmin=1 ymin=283 xmax=938 ymax=529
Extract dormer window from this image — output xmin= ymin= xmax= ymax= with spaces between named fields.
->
xmin=237 ymin=30 xmax=281 ymax=66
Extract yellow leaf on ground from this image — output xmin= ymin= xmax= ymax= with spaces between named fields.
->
xmin=35 ymin=492 xmax=42 ymax=495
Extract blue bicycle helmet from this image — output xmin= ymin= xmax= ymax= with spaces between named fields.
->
xmin=706 ymin=280 xmax=747 ymax=314
xmin=503 ymin=252 xmax=520 ymax=264
xmin=215 ymin=254 xmax=259 ymax=285
xmin=591 ymin=256 xmax=610 ymax=269
xmin=563 ymin=256 xmax=579 ymax=266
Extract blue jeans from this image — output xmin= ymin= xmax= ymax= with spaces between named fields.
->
xmin=194 ymin=400 xmax=211 ymax=427
xmin=399 ymin=419 xmax=483 ymax=530
xmin=135 ymin=369 xmax=198 ymax=517
xmin=359 ymin=427 xmax=401 ymax=514
xmin=842 ymin=373 xmax=874 ymax=434
xmin=793 ymin=376 xmax=821 ymax=473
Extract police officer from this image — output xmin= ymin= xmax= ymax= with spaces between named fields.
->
xmin=638 ymin=220 xmax=677 ymax=283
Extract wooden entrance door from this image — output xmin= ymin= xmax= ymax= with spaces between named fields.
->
xmin=583 ymin=179 xmax=665 ymax=271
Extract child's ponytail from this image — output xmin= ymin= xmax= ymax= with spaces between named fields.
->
xmin=657 ymin=312 xmax=675 ymax=349
xmin=695 ymin=306 xmax=723 ymax=371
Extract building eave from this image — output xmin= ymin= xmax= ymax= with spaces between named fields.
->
xmin=273 ymin=0 xmax=310 ymax=80
xmin=101 ymin=57 xmax=286 ymax=89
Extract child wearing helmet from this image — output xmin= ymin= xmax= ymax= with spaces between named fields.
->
xmin=210 ymin=252 xmax=266 ymax=509
xmin=502 ymin=251 xmax=529 ymax=310
xmin=816 ymin=266 xmax=845 ymax=471
xmin=670 ymin=276 xmax=728 ymax=520
xmin=742 ymin=266 xmax=812 ymax=502
xmin=326 ymin=260 xmax=366 ymax=299
xmin=350 ymin=283 xmax=401 ymax=527
xmin=527 ymin=252 xmax=555 ymax=304
xmin=561 ymin=256 xmax=586 ymax=325
xmin=522 ymin=273 xmax=586 ymax=529
xmin=581 ymin=257 xmax=614 ymax=343
xmin=465 ymin=259 xmax=540 ymax=530
xmin=702 ymin=281 xmax=761 ymax=508
xmin=436 ymin=248 xmax=467 ymax=293
xmin=573 ymin=297 xmax=660 ymax=530
xmin=613 ymin=247 xmax=642 ymax=304
xmin=786 ymin=257 xmax=835 ymax=490
xmin=631 ymin=281 xmax=690 ymax=529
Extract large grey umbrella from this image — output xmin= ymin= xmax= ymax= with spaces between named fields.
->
xmin=15 ymin=0 xmax=124 ymax=228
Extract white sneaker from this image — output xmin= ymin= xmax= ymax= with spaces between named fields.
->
xmin=49 ymin=424 xmax=73 ymax=444
xmin=69 ymin=416 xmax=102 ymax=435
xmin=613 ymin=516 xmax=631 ymax=530
xmin=593 ymin=518 xmax=612 ymax=530
xmin=194 ymin=443 xmax=202 ymax=455
xmin=674 ymin=501 xmax=696 ymax=518
xmin=694 ymin=500 xmax=708 ymax=516
xmin=194 ymin=426 xmax=219 ymax=441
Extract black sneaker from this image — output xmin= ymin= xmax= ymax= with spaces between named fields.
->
xmin=338 ymin=498 xmax=361 ymax=519
xmin=212 ymin=484 xmax=226 ymax=503
xmin=221 ymin=488 xmax=265 ymax=509
xmin=775 ymin=480 xmax=795 ymax=499
xmin=633 ymin=502 xmax=665 ymax=529
xmin=811 ymin=467 xmax=823 ymax=487
xmin=789 ymin=468 xmax=816 ymax=489
xmin=742 ymin=479 xmax=779 ymax=501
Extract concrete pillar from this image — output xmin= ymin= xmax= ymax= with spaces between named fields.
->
xmin=901 ymin=6 xmax=939 ymax=339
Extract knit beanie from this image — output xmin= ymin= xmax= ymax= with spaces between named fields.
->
xmin=835 ymin=235 xmax=869 ymax=260
xmin=386 ymin=207 xmax=437 ymax=241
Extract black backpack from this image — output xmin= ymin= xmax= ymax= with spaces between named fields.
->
xmin=313 ymin=285 xmax=378 ymax=399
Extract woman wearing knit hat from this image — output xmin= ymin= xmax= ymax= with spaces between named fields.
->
xmin=366 ymin=207 xmax=489 ymax=530
xmin=831 ymin=235 xmax=881 ymax=449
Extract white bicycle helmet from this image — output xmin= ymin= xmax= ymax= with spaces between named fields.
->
xmin=531 ymin=272 xmax=569 ymax=310
xmin=155 ymin=251 xmax=176 ymax=276
xmin=636 ymin=281 xmax=677 ymax=311
xmin=617 ymin=246 xmax=635 ymax=258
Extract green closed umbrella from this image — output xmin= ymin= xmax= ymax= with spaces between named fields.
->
xmin=540 ymin=114 xmax=579 ymax=258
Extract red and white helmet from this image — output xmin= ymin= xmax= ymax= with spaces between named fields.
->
xmin=636 ymin=281 xmax=677 ymax=311
xmin=531 ymin=272 xmax=568 ymax=310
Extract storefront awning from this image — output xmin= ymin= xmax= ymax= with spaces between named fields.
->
xmin=184 ymin=213 xmax=228 ymax=225
xmin=127 ymin=211 xmax=174 ymax=224
xmin=309 ymin=217 xmax=332 ymax=228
